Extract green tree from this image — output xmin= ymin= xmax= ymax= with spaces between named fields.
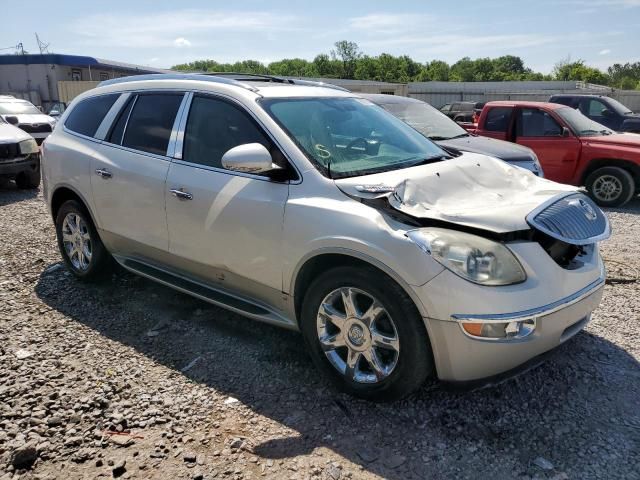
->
xmin=450 ymin=57 xmax=475 ymax=82
xmin=425 ymin=60 xmax=450 ymax=81
xmin=553 ymin=58 xmax=609 ymax=85
xmin=331 ymin=40 xmax=361 ymax=79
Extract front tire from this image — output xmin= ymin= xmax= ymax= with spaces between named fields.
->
xmin=300 ymin=266 xmax=433 ymax=401
xmin=585 ymin=166 xmax=635 ymax=207
xmin=55 ymin=200 xmax=111 ymax=281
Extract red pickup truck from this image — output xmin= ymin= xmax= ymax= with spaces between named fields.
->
xmin=471 ymin=101 xmax=640 ymax=207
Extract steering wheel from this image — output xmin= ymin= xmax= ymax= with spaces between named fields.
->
xmin=345 ymin=137 xmax=369 ymax=156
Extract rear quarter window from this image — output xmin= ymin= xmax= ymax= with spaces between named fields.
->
xmin=484 ymin=107 xmax=513 ymax=132
xmin=64 ymin=94 xmax=120 ymax=138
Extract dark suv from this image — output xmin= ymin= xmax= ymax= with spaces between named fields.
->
xmin=439 ymin=101 xmax=485 ymax=123
xmin=549 ymin=94 xmax=640 ymax=134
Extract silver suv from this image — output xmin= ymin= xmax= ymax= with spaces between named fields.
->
xmin=42 ymin=74 xmax=609 ymax=400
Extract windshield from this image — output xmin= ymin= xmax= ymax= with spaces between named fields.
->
xmin=261 ymin=97 xmax=448 ymax=178
xmin=555 ymin=107 xmax=614 ymax=137
xmin=605 ymin=97 xmax=633 ymax=115
xmin=379 ymin=101 xmax=467 ymax=140
xmin=0 ymin=101 xmax=42 ymax=115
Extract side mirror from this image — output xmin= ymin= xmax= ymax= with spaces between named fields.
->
xmin=49 ymin=110 xmax=60 ymax=117
xmin=221 ymin=143 xmax=281 ymax=175
xmin=5 ymin=116 xmax=19 ymax=125
xmin=562 ymin=127 xmax=571 ymax=137
xmin=601 ymin=109 xmax=613 ymax=118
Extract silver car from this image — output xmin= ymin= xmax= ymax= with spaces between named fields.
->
xmin=42 ymin=74 xmax=609 ymax=401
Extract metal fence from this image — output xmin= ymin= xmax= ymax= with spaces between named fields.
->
xmin=407 ymin=81 xmax=640 ymax=111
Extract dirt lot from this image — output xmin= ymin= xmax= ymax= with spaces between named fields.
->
xmin=1 ymin=185 xmax=639 ymax=480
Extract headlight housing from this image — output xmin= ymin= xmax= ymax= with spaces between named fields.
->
xmin=406 ymin=228 xmax=526 ymax=286
xmin=18 ymin=138 xmax=39 ymax=155
xmin=528 ymin=152 xmax=544 ymax=178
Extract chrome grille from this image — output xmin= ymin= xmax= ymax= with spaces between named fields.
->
xmin=527 ymin=193 xmax=610 ymax=245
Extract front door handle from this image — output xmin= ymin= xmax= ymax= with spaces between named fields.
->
xmin=95 ymin=168 xmax=112 ymax=179
xmin=170 ymin=188 xmax=193 ymax=201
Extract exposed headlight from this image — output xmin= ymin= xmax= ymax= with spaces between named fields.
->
xmin=406 ymin=228 xmax=526 ymax=286
xmin=18 ymin=138 xmax=39 ymax=155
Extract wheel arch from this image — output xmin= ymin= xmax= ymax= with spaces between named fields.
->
xmin=50 ymin=185 xmax=99 ymax=226
xmin=581 ymin=158 xmax=640 ymax=188
xmin=291 ymin=249 xmax=429 ymax=327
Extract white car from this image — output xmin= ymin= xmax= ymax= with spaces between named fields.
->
xmin=0 ymin=115 xmax=40 ymax=188
xmin=41 ymin=74 xmax=609 ymax=400
xmin=0 ymin=97 xmax=56 ymax=145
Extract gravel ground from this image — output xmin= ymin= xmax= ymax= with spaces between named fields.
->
xmin=0 ymin=184 xmax=639 ymax=480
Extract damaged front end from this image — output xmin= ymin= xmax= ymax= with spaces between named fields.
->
xmin=335 ymin=154 xmax=611 ymax=273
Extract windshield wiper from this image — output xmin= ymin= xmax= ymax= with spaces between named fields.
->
xmin=408 ymin=154 xmax=450 ymax=167
xmin=430 ymin=133 xmax=469 ymax=141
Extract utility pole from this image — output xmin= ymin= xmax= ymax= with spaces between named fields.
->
xmin=35 ymin=33 xmax=50 ymax=54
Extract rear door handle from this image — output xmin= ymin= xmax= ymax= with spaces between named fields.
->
xmin=95 ymin=168 xmax=112 ymax=179
xmin=170 ymin=188 xmax=193 ymax=201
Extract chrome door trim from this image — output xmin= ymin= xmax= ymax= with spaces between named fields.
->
xmin=451 ymin=272 xmax=606 ymax=323
xmin=119 ymin=94 xmax=138 ymax=146
xmin=94 ymin=92 xmax=131 ymax=140
xmin=167 ymin=92 xmax=191 ymax=158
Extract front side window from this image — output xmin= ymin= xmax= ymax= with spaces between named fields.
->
xmin=585 ymin=99 xmax=608 ymax=116
xmin=261 ymin=97 xmax=447 ymax=179
xmin=517 ymin=108 xmax=563 ymax=137
xmin=484 ymin=107 xmax=513 ymax=132
xmin=65 ymin=94 xmax=119 ymax=138
xmin=556 ymin=106 xmax=613 ymax=137
xmin=183 ymin=95 xmax=271 ymax=169
xmin=122 ymin=93 xmax=183 ymax=156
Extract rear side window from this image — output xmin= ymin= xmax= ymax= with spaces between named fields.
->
xmin=484 ymin=107 xmax=513 ymax=132
xmin=122 ymin=93 xmax=183 ymax=156
xmin=65 ymin=94 xmax=119 ymax=137
xmin=183 ymin=95 xmax=271 ymax=170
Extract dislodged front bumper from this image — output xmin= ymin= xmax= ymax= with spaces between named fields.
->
xmin=424 ymin=276 xmax=604 ymax=382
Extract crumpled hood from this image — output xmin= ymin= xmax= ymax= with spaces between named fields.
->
xmin=334 ymin=153 xmax=578 ymax=233
xmin=0 ymin=123 xmax=32 ymax=143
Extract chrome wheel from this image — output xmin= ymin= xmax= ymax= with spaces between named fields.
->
xmin=592 ymin=175 xmax=623 ymax=202
xmin=316 ymin=287 xmax=400 ymax=384
xmin=61 ymin=213 xmax=92 ymax=271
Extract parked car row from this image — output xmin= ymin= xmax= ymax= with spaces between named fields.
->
xmin=40 ymin=73 xmax=610 ymax=401
xmin=0 ymin=95 xmax=57 ymax=145
xmin=469 ymin=100 xmax=640 ymax=207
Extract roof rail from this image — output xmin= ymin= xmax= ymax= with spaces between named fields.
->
xmin=203 ymin=72 xmax=350 ymax=92
xmin=203 ymin=72 xmax=294 ymax=84
xmin=288 ymin=79 xmax=350 ymax=92
xmin=98 ymin=73 xmax=258 ymax=92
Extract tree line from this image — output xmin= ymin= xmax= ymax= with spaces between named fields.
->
xmin=171 ymin=40 xmax=640 ymax=90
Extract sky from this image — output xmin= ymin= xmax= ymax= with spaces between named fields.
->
xmin=1 ymin=0 xmax=639 ymax=74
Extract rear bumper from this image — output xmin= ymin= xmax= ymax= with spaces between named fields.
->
xmin=427 ymin=278 xmax=604 ymax=382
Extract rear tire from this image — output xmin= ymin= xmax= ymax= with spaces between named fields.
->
xmin=15 ymin=165 xmax=41 ymax=189
xmin=300 ymin=266 xmax=433 ymax=402
xmin=55 ymin=200 xmax=111 ymax=281
xmin=585 ymin=166 xmax=635 ymax=207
